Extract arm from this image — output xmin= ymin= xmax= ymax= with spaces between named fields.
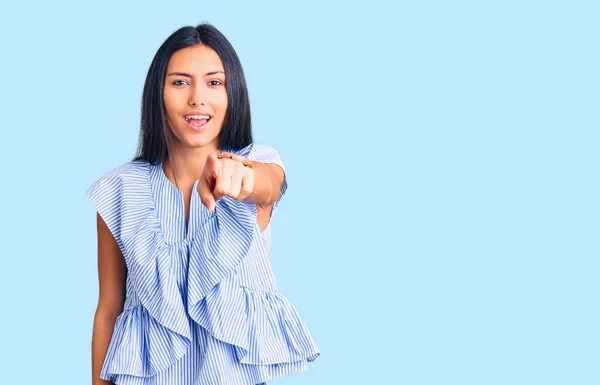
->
xmin=247 ymin=162 xmax=285 ymax=231
xmin=92 ymin=213 xmax=127 ymax=385
xmin=246 ymin=162 xmax=285 ymax=206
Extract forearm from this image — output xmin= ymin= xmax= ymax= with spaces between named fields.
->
xmin=244 ymin=162 xmax=283 ymax=206
xmin=92 ymin=311 xmax=120 ymax=385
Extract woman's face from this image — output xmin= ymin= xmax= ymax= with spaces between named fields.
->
xmin=163 ymin=44 xmax=228 ymax=151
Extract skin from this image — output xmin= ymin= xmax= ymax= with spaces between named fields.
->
xmin=92 ymin=44 xmax=284 ymax=384
xmin=92 ymin=215 xmax=126 ymax=385
xmin=161 ymin=43 xmax=284 ymax=226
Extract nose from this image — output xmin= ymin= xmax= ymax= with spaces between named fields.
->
xmin=188 ymin=83 xmax=206 ymax=107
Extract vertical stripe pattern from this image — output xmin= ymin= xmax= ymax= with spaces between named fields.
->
xmin=86 ymin=143 xmax=320 ymax=385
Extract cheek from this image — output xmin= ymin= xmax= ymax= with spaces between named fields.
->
xmin=163 ymin=94 xmax=181 ymax=130
xmin=163 ymin=91 xmax=185 ymax=118
xmin=214 ymin=93 xmax=228 ymax=115
xmin=163 ymin=90 xmax=175 ymax=113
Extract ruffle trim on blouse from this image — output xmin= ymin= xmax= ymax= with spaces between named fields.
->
xmin=99 ymin=304 xmax=190 ymax=380
xmin=93 ymin=145 xmax=318 ymax=381
xmin=186 ymin=182 xmax=319 ymax=365
xmin=97 ymin=164 xmax=194 ymax=380
xmin=238 ymin=286 xmax=321 ymax=364
xmin=190 ymin=266 xmax=321 ymax=366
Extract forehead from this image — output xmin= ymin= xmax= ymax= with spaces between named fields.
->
xmin=166 ymin=44 xmax=224 ymax=74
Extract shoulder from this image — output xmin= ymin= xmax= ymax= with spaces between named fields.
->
xmin=90 ymin=160 xmax=151 ymax=183
xmin=99 ymin=160 xmax=151 ymax=179
xmin=86 ymin=160 xmax=153 ymax=247
xmin=86 ymin=160 xmax=151 ymax=196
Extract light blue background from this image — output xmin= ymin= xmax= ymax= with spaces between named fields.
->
xmin=0 ymin=1 xmax=597 ymax=384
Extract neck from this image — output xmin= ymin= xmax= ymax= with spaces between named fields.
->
xmin=163 ymin=142 xmax=220 ymax=187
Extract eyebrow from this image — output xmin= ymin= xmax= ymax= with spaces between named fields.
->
xmin=166 ymin=71 xmax=225 ymax=77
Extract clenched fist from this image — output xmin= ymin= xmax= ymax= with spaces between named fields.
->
xmin=197 ymin=152 xmax=254 ymax=212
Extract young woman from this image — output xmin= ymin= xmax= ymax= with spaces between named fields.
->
xmin=87 ymin=23 xmax=320 ymax=385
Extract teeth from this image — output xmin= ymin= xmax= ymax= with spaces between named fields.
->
xmin=185 ymin=114 xmax=211 ymax=122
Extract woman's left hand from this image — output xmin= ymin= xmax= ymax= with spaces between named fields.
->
xmin=197 ymin=152 xmax=255 ymax=212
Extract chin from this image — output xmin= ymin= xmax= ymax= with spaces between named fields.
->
xmin=171 ymin=124 xmax=221 ymax=149
xmin=183 ymin=135 xmax=218 ymax=148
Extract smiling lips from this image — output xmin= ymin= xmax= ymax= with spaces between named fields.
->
xmin=185 ymin=114 xmax=211 ymax=131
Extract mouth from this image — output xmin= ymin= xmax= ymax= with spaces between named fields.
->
xmin=184 ymin=114 xmax=211 ymax=131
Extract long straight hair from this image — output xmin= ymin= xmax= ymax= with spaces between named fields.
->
xmin=132 ymin=22 xmax=253 ymax=164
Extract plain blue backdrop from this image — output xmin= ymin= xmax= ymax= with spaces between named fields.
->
xmin=0 ymin=1 xmax=597 ymax=384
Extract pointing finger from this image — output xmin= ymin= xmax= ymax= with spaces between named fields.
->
xmin=205 ymin=153 xmax=221 ymax=178
xmin=212 ymin=166 xmax=232 ymax=202
xmin=197 ymin=175 xmax=216 ymax=212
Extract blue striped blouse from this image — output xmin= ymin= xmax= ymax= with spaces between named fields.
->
xmin=86 ymin=143 xmax=320 ymax=385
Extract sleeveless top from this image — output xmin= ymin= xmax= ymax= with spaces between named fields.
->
xmin=86 ymin=143 xmax=320 ymax=385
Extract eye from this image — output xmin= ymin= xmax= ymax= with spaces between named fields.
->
xmin=172 ymin=79 xmax=189 ymax=86
xmin=208 ymin=80 xmax=223 ymax=87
